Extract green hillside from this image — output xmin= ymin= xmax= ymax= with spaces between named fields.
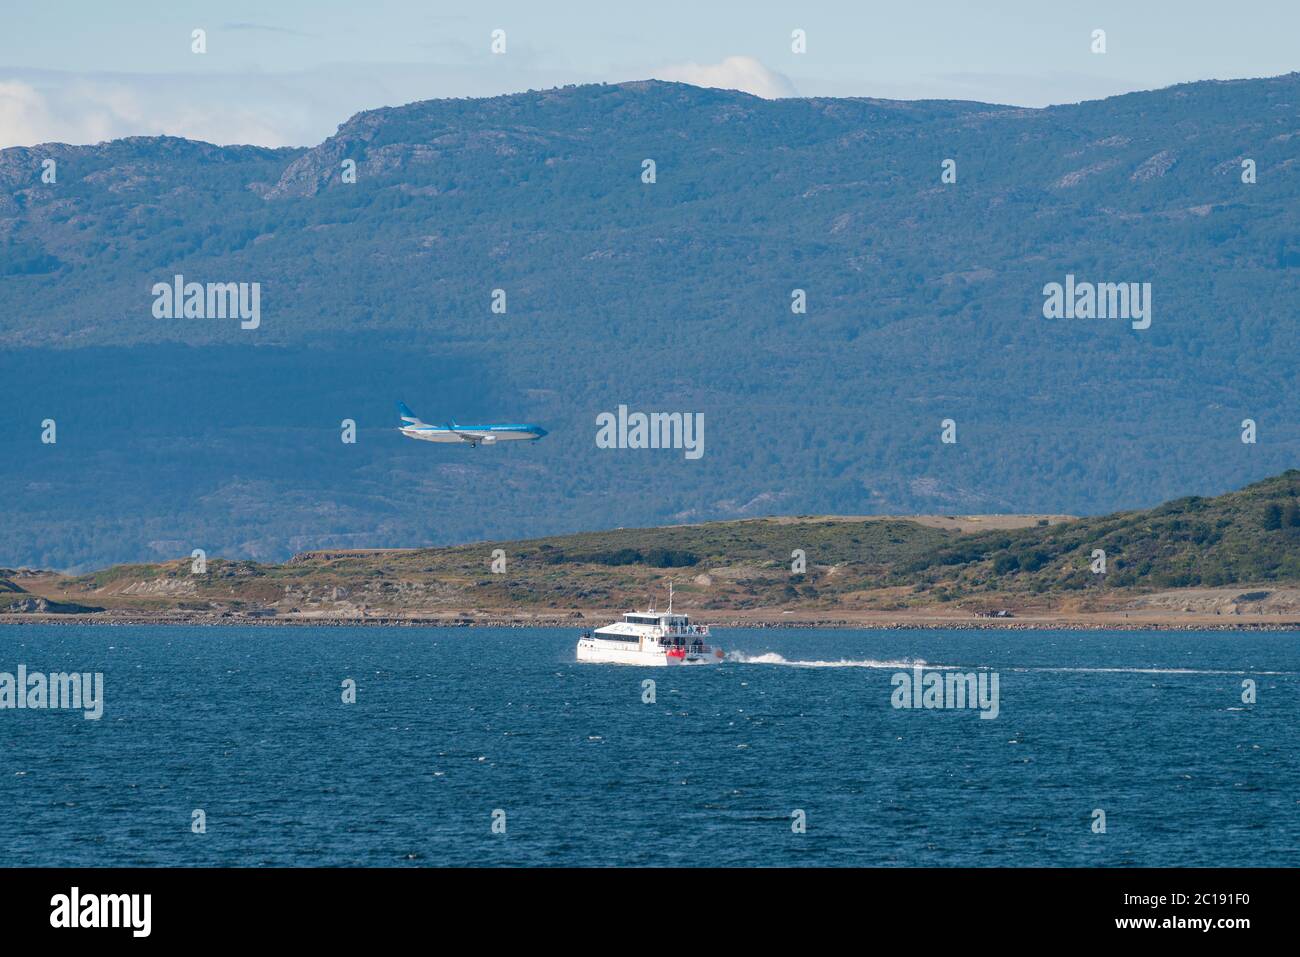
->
xmin=8 ymin=470 xmax=1297 ymax=620
xmin=895 ymin=469 xmax=1300 ymax=596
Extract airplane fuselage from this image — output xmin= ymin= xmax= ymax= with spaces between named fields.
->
xmin=399 ymin=424 xmax=546 ymax=446
xmin=397 ymin=401 xmax=546 ymax=447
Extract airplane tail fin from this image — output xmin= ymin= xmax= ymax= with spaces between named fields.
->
xmin=397 ymin=401 xmax=424 ymax=426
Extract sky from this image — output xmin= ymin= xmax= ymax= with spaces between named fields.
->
xmin=2 ymin=0 xmax=1298 ymax=148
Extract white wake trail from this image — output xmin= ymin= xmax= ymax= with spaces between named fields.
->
xmin=727 ymin=651 xmax=931 ymax=669
xmin=1023 ymin=666 xmax=1294 ymax=676
xmin=727 ymin=652 xmax=1292 ymax=676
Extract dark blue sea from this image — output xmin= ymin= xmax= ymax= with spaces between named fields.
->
xmin=2 ymin=625 xmax=1296 ymax=867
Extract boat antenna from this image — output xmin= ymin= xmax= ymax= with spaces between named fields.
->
xmin=668 ymin=581 xmax=674 ymax=613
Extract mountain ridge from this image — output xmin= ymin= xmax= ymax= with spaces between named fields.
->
xmin=1 ymin=74 xmax=1297 ymax=569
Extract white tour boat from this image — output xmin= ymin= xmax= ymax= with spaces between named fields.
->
xmin=577 ymin=587 xmax=723 ymax=666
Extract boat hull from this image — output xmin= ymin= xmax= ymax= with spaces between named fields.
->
xmin=576 ymin=638 xmax=722 ymax=666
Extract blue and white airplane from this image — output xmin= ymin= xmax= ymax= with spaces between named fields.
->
xmin=397 ymin=401 xmax=547 ymax=447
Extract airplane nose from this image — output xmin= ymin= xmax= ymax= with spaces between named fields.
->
xmin=535 ymin=427 xmax=548 ymax=437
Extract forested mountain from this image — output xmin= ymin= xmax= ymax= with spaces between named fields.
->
xmin=1 ymin=76 xmax=1297 ymax=569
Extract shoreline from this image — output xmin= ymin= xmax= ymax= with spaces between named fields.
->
xmin=3 ymin=612 xmax=1298 ymax=632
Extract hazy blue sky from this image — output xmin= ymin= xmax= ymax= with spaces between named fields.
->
xmin=2 ymin=0 xmax=1298 ymax=147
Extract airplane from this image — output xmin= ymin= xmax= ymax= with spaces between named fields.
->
xmin=397 ymin=401 xmax=547 ymax=448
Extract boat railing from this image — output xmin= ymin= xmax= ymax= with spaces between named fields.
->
xmin=659 ymin=625 xmax=710 ymax=639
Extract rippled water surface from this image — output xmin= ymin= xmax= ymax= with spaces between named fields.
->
xmin=2 ymin=625 xmax=1297 ymax=866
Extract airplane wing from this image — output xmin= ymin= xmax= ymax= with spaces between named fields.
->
xmin=452 ymin=430 xmax=492 ymax=442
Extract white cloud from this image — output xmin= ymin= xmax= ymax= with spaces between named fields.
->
xmin=0 ymin=72 xmax=329 ymax=148
xmin=652 ymin=56 xmax=798 ymax=99
xmin=0 ymin=81 xmax=55 ymax=146
xmin=0 ymin=56 xmax=799 ymax=150
xmin=0 ymin=63 xmax=602 ymax=149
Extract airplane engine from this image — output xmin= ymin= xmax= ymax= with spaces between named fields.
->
xmin=481 ymin=434 xmax=497 ymax=444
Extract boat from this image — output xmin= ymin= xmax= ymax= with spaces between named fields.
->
xmin=576 ymin=585 xmax=723 ymax=666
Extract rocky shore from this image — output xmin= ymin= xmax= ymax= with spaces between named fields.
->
xmin=4 ymin=610 xmax=1298 ymax=631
